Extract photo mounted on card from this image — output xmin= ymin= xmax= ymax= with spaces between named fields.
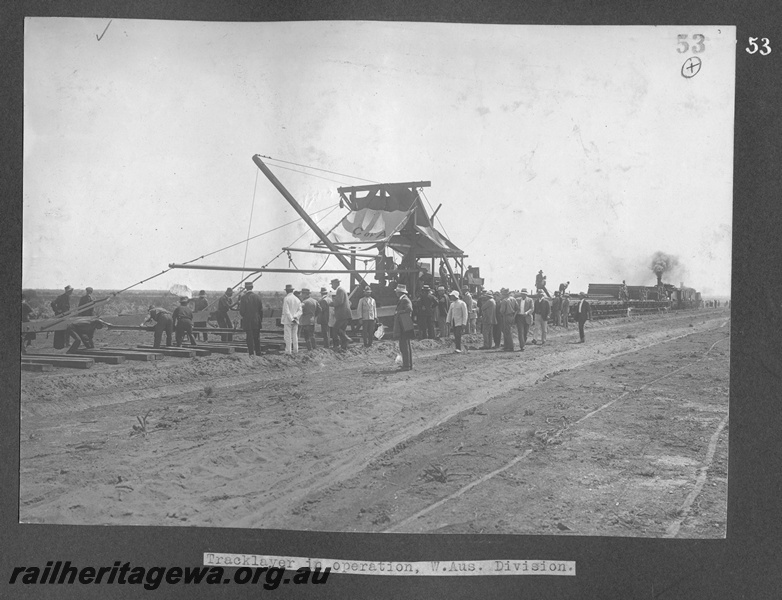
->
xmin=22 ymin=19 xmax=734 ymax=538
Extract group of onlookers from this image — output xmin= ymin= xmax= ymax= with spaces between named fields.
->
xmin=410 ymin=276 xmax=584 ymax=346
xmin=391 ymin=282 xmax=592 ymax=370
xmin=703 ymin=299 xmax=728 ymax=308
xmin=473 ymin=287 xmax=590 ymax=351
xmin=25 ymin=272 xmax=593 ymax=365
xmin=412 ymin=284 xmax=479 ymax=341
xmin=276 ymin=278 xmax=357 ymax=355
xmin=231 ymin=275 xmax=592 ymax=369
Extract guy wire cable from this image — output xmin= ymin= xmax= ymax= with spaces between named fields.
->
xmin=232 ymin=202 xmax=342 ymax=289
xmin=259 ymin=155 xmax=380 ymax=184
xmin=241 ymin=169 xmax=260 ymax=281
xmin=260 ymin=163 xmax=354 ymax=187
xmin=178 ymin=204 xmax=338 ymax=267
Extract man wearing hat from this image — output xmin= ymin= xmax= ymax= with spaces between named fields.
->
xmin=327 ymin=291 xmax=339 ymax=349
xmin=193 ymin=290 xmax=210 ymax=342
xmin=356 ymin=286 xmax=378 ymax=347
xmin=51 ymin=285 xmax=74 ymax=317
xmin=491 ymin=292 xmax=503 ymax=348
xmin=330 ymin=278 xmax=352 ymax=351
xmin=438 ymin=260 xmax=448 ymax=287
xmin=317 ymin=287 xmax=331 ymax=348
xmin=479 ymin=291 xmax=497 ymax=350
xmin=516 ymin=289 xmax=534 ymax=349
xmin=416 ymin=285 xmax=437 ymax=340
xmin=78 ymin=287 xmax=95 ymax=316
xmin=551 ymin=290 xmax=562 ymax=328
xmin=393 ymin=284 xmax=414 ymax=370
xmin=51 ymin=285 xmax=75 ymax=349
xmin=435 ymin=286 xmax=450 ymax=339
xmin=281 ymin=284 xmax=303 ymax=354
xmin=575 ymin=292 xmax=591 ymax=343
xmin=173 ymin=296 xmax=198 ymax=347
xmin=532 ymin=288 xmax=550 ymax=345
xmin=561 ymin=292 xmax=571 ymax=329
xmin=217 ymin=287 xmax=236 ymax=341
xmin=21 ymin=293 xmax=36 ymax=353
xmin=299 ymin=288 xmax=320 ymax=351
xmin=499 ymin=288 xmax=519 ymax=351
xmin=65 ymin=316 xmax=110 ymax=354
xmin=535 ymin=270 xmax=551 ymax=298
xmin=466 ymin=288 xmax=478 ymax=334
xmin=239 ymin=281 xmax=264 ymax=356
xmin=145 ymin=305 xmax=174 ymax=348
xmin=446 ymin=289 xmax=468 ymax=353
xmin=460 ymin=287 xmax=474 ymax=333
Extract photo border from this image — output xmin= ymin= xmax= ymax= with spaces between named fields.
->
xmin=3 ymin=1 xmax=778 ymax=597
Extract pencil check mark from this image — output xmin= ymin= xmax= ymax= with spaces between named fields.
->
xmin=96 ymin=20 xmax=112 ymax=41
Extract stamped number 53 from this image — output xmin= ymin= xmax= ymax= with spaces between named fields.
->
xmin=677 ymin=34 xmax=705 ymax=53
xmin=746 ymin=37 xmax=771 ymax=55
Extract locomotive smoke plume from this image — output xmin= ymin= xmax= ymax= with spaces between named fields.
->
xmin=650 ymin=251 xmax=680 ymax=284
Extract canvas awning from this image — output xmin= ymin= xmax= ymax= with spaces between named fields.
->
xmin=337 ymin=183 xmax=432 ymax=242
xmin=334 ymin=204 xmax=462 ymax=258
xmin=339 ymin=204 xmax=413 ymax=242
xmin=327 ymin=180 xmax=463 ymax=260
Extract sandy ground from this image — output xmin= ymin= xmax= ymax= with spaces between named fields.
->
xmin=19 ymin=309 xmax=730 ymax=537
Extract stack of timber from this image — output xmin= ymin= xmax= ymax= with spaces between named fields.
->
xmin=79 ymin=348 xmax=165 ymax=361
xmin=25 ymin=350 xmax=127 ymax=365
xmin=21 ymin=355 xmax=95 ymax=369
xmin=132 ymin=345 xmax=203 ymax=357
xmin=21 ymin=362 xmax=54 ymax=372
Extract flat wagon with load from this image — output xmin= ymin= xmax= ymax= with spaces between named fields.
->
xmin=581 ymin=279 xmax=701 ymax=320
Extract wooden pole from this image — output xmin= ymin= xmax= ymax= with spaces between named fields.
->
xmin=282 ymin=247 xmax=378 ymax=259
xmin=168 ymin=264 xmax=420 ymax=274
xmin=443 ymin=258 xmax=461 ymax=291
xmin=251 ymin=154 xmax=370 ymax=291
xmin=350 ymin=248 xmax=356 ymax=296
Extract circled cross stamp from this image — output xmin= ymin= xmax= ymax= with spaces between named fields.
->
xmin=681 ymin=56 xmax=702 ymax=78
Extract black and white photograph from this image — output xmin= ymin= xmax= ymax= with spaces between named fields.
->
xmin=20 ymin=18 xmax=734 ymax=540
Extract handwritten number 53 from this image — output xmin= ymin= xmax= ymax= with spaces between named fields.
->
xmin=746 ymin=37 xmax=772 ymax=55
xmin=677 ymin=34 xmax=705 ymax=54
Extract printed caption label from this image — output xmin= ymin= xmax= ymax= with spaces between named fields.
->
xmin=204 ymin=554 xmax=575 ymax=576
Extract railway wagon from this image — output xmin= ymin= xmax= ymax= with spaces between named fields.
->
xmin=581 ymin=282 xmax=700 ymax=319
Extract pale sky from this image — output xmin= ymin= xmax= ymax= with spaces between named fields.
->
xmin=24 ymin=20 xmax=735 ymax=297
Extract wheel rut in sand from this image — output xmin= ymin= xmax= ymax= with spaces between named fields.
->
xmin=19 ymin=312 xmax=729 ymax=530
xmin=380 ymin=334 xmax=730 ymax=534
xmin=227 ymin=316 xmax=729 ymax=529
xmin=283 ymin=325 xmax=729 ymax=536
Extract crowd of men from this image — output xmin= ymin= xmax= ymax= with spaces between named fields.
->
xmin=19 ymin=285 xmax=109 ymax=354
xmin=25 ymin=267 xmax=732 ymax=368
xmin=22 ymin=273 xmax=590 ymax=363
xmin=222 ymin=277 xmax=380 ymax=357
xmin=409 ymin=284 xmax=590 ymax=350
xmin=274 ymin=278 xmax=375 ymax=355
xmin=144 ymin=278 xmax=373 ymax=357
xmin=144 ymin=290 xmax=218 ymax=349
xmin=30 ymin=280 xmax=365 ymax=356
